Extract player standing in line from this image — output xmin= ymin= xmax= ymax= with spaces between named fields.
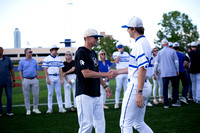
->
xmin=42 ymin=45 xmax=67 ymax=114
xmin=184 ymin=41 xmax=200 ymax=103
xmin=74 ymin=28 xmax=113 ymax=133
xmin=112 ymin=42 xmax=129 ymax=109
xmin=111 ymin=16 xmax=154 ymax=133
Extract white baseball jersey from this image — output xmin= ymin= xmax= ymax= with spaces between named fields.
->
xmin=42 ymin=55 xmax=64 ymax=74
xmin=113 ymin=51 xmax=129 ymax=70
xmin=128 ymin=36 xmax=154 ymax=80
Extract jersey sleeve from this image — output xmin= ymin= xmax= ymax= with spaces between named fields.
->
xmin=42 ymin=57 xmax=48 ymax=68
xmin=135 ymin=45 xmax=149 ymax=69
xmin=76 ymin=50 xmax=89 ymax=71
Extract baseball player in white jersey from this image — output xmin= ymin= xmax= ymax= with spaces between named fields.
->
xmin=113 ymin=42 xmax=129 ymax=109
xmin=111 ymin=16 xmax=154 ymax=133
xmin=42 ymin=45 xmax=66 ymax=114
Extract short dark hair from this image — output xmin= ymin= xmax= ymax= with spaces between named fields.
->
xmin=135 ymin=27 xmax=145 ymax=35
xmin=24 ymin=48 xmax=31 ymax=54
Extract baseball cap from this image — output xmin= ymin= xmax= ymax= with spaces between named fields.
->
xmin=168 ymin=42 xmax=173 ymax=47
xmin=190 ymin=41 xmax=198 ymax=46
xmin=161 ymin=38 xmax=168 ymax=45
xmin=122 ymin=16 xmax=143 ymax=28
xmin=83 ymin=28 xmax=103 ymax=38
xmin=50 ymin=45 xmax=59 ymax=50
xmin=116 ymin=42 xmax=123 ymax=48
xmin=173 ymin=42 xmax=180 ymax=47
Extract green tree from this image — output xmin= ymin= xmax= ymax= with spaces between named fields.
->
xmin=155 ymin=11 xmax=199 ymax=51
xmin=93 ymin=36 xmax=130 ymax=61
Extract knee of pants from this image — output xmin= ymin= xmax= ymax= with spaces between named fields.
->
xmin=116 ymin=87 xmax=122 ymax=92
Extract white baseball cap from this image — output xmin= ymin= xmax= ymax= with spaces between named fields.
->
xmin=161 ymin=38 xmax=168 ymax=45
xmin=173 ymin=42 xmax=180 ymax=47
xmin=83 ymin=28 xmax=103 ymax=38
xmin=50 ymin=45 xmax=59 ymax=50
xmin=116 ymin=42 xmax=123 ymax=48
xmin=190 ymin=41 xmax=198 ymax=46
xmin=168 ymin=42 xmax=173 ymax=47
xmin=122 ymin=16 xmax=143 ymax=28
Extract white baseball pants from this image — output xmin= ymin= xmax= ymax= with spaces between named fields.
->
xmin=63 ymin=74 xmax=76 ymax=108
xmin=153 ymin=75 xmax=163 ymax=97
xmin=115 ymin=74 xmax=128 ymax=104
xmin=46 ymin=76 xmax=63 ymax=110
xmin=190 ymin=73 xmax=200 ymax=102
xmin=120 ymin=78 xmax=153 ymax=133
xmin=76 ymin=94 xmax=105 ymax=133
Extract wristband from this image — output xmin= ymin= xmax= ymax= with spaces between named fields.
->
xmin=137 ymin=90 xmax=142 ymax=95
xmin=104 ymin=85 xmax=108 ymax=89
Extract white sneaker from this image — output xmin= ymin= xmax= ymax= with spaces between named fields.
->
xmin=164 ymin=106 xmax=169 ymax=109
xmin=180 ymin=97 xmax=188 ymax=104
xmin=46 ymin=110 xmax=53 ymax=114
xmin=172 ymin=100 xmax=181 ymax=107
xmin=33 ymin=109 xmax=41 ymax=114
xmin=147 ymin=102 xmax=153 ymax=107
xmin=59 ymin=108 xmax=67 ymax=113
xmin=114 ymin=104 xmax=119 ymax=109
xmin=26 ymin=110 xmax=31 ymax=115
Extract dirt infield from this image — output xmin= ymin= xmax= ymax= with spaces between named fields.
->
xmin=14 ymin=76 xmax=45 ymax=87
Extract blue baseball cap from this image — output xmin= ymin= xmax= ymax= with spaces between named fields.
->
xmin=116 ymin=42 xmax=123 ymax=48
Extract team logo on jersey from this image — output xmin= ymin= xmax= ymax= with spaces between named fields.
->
xmin=80 ymin=60 xmax=85 ymax=66
xmin=92 ymin=57 xmax=98 ymax=67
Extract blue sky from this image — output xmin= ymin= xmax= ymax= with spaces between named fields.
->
xmin=0 ymin=0 xmax=200 ymax=49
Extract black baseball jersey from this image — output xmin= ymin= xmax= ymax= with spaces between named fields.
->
xmin=75 ymin=47 xmax=100 ymax=97
xmin=62 ymin=60 xmax=75 ymax=74
xmin=184 ymin=49 xmax=200 ymax=74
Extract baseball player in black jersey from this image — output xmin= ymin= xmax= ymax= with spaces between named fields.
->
xmin=74 ymin=28 xmax=114 ymax=133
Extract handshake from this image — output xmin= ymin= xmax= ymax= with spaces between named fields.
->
xmin=106 ymin=69 xmax=118 ymax=79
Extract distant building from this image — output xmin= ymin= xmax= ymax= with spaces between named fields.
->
xmin=3 ymin=47 xmax=77 ymax=63
xmin=14 ymin=28 xmax=21 ymax=48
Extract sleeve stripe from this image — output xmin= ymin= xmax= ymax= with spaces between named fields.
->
xmin=136 ymin=53 xmax=145 ymax=61
xmin=138 ymin=61 xmax=149 ymax=68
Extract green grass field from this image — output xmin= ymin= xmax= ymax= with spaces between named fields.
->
xmin=0 ymin=71 xmax=200 ymax=133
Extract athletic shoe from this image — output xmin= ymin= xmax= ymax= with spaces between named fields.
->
xmin=103 ymin=105 xmax=109 ymax=109
xmin=196 ymin=101 xmax=200 ymax=104
xmin=153 ymin=99 xmax=159 ymax=105
xmin=172 ymin=100 xmax=181 ymax=107
xmin=33 ymin=109 xmax=41 ymax=114
xmin=114 ymin=104 xmax=119 ymax=109
xmin=159 ymin=98 xmax=164 ymax=103
xmin=164 ymin=106 xmax=169 ymax=109
xmin=180 ymin=97 xmax=188 ymax=104
xmin=46 ymin=110 xmax=53 ymax=114
xmin=188 ymin=97 xmax=193 ymax=101
xmin=7 ymin=112 xmax=14 ymax=116
xmin=59 ymin=108 xmax=67 ymax=113
xmin=147 ymin=102 xmax=153 ymax=107
xmin=69 ymin=107 xmax=76 ymax=112
xmin=26 ymin=110 xmax=31 ymax=115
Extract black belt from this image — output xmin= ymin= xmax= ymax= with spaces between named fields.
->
xmin=24 ymin=77 xmax=35 ymax=79
xmin=49 ymin=74 xmax=59 ymax=76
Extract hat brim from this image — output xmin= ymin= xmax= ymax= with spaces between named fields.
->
xmin=50 ymin=48 xmax=59 ymax=50
xmin=121 ymin=25 xmax=130 ymax=28
xmin=90 ymin=35 xmax=103 ymax=37
xmin=117 ymin=45 xmax=123 ymax=48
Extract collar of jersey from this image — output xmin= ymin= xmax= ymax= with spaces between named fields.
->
xmin=135 ymin=35 xmax=145 ymax=42
xmin=50 ymin=54 xmax=57 ymax=58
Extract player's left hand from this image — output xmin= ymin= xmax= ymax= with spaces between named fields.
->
xmin=60 ymin=79 xmax=64 ymax=85
xmin=136 ymin=94 xmax=145 ymax=108
xmin=105 ymin=87 xmax=112 ymax=98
